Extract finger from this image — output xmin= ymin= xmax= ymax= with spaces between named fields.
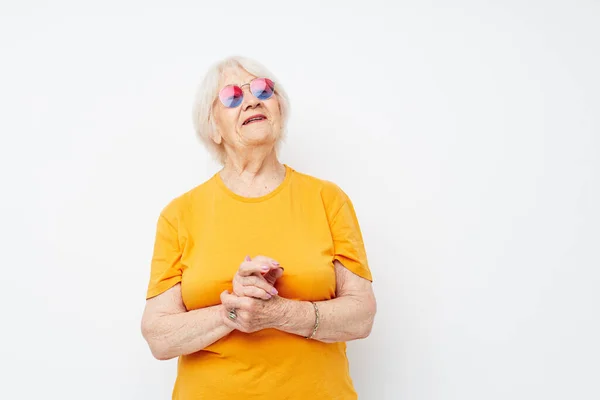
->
xmin=238 ymin=261 xmax=273 ymax=277
xmin=220 ymin=290 xmax=244 ymax=309
xmin=220 ymin=290 xmax=232 ymax=305
xmin=253 ymin=255 xmax=281 ymax=269
xmin=222 ymin=310 xmax=239 ymax=329
xmin=232 ymin=285 xmax=246 ymax=298
xmin=264 ymin=267 xmax=284 ymax=285
xmin=236 ymin=310 xmax=250 ymax=324
xmin=237 ymin=296 xmax=256 ymax=311
xmin=240 ymin=276 xmax=278 ymax=295
xmin=243 ymin=286 xmax=272 ymax=300
xmin=272 ymin=267 xmax=284 ymax=279
xmin=220 ymin=290 xmax=229 ymax=301
xmin=228 ymin=315 xmax=249 ymax=333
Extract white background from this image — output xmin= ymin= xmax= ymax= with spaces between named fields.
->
xmin=1 ymin=1 xmax=598 ymax=399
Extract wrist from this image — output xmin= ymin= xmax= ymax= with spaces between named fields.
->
xmin=272 ymin=298 xmax=314 ymax=336
xmin=271 ymin=296 xmax=292 ymax=329
xmin=305 ymin=301 xmax=320 ymax=339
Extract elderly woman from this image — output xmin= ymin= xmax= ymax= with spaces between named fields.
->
xmin=141 ymin=56 xmax=376 ymax=399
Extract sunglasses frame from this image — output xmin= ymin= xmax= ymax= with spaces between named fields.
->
xmin=218 ymin=77 xmax=276 ymax=108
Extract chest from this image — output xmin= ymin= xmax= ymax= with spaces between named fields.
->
xmin=178 ymin=201 xmax=336 ymax=310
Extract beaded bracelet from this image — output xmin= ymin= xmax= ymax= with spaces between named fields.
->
xmin=306 ymin=301 xmax=320 ymax=339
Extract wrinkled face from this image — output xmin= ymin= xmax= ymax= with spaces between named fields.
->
xmin=211 ymin=67 xmax=282 ymax=150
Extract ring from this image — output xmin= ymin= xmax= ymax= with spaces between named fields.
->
xmin=228 ymin=309 xmax=237 ymax=320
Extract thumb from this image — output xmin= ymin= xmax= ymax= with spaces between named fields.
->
xmin=272 ymin=267 xmax=284 ymax=280
xmin=220 ymin=290 xmax=231 ymax=302
xmin=264 ymin=267 xmax=284 ymax=285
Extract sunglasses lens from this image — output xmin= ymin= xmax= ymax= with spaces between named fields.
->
xmin=250 ymin=78 xmax=275 ymax=100
xmin=219 ymin=85 xmax=243 ymax=108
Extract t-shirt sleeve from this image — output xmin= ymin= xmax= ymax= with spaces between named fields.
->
xmin=146 ymin=200 xmax=184 ymax=299
xmin=326 ymin=183 xmax=373 ymax=282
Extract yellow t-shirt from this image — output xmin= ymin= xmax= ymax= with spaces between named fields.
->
xmin=146 ymin=164 xmax=372 ymax=400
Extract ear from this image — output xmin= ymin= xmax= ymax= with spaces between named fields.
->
xmin=211 ymin=130 xmax=222 ymax=145
xmin=209 ymin=116 xmax=222 ymax=145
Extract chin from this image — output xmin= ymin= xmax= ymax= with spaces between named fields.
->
xmin=241 ymin=127 xmax=276 ymax=144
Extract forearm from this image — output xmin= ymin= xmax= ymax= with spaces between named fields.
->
xmin=275 ymin=295 xmax=375 ymax=343
xmin=144 ymin=304 xmax=233 ymax=360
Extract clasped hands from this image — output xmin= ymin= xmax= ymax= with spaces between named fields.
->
xmin=221 ymin=255 xmax=286 ymax=333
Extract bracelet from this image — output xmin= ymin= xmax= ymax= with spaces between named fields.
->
xmin=306 ymin=301 xmax=320 ymax=339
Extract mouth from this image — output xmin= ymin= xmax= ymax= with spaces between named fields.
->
xmin=243 ymin=114 xmax=267 ymax=125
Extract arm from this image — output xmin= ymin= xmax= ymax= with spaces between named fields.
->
xmin=221 ymin=260 xmax=376 ymax=343
xmin=276 ymin=260 xmax=376 ymax=342
xmin=141 ymin=283 xmax=234 ymax=360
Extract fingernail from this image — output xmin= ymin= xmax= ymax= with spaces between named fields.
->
xmin=245 ymin=255 xmax=251 ymax=261
xmin=270 ymin=288 xmax=278 ymax=295
xmin=266 ymin=294 xmax=272 ymax=299
xmin=272 ymin=261 xmax=280 ymax=266
xmin=261 ymin=265 xmax=270 ymax=272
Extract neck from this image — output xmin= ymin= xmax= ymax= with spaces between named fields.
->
xmin=219 ymin=150 xmax=286 ymax=198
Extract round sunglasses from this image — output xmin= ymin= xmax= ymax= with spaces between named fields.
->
xmin=218 ymin=77 xmax=275 ymax=108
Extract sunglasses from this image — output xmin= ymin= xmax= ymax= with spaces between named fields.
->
xmin=218 ymin=77 xmax=275 ymax=108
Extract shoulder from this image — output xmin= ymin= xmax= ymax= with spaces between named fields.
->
xmin=290 ymin=166 xmax=351 ymax=213
xmin=157 ymin=176 xmax=215 ymax=222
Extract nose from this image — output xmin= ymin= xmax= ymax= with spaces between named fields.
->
xmin=240 ymin=84 xmax=261 ymax=111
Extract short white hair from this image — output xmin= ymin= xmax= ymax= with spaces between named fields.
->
xmin=192 ymin=56 xmax=290 ymax=165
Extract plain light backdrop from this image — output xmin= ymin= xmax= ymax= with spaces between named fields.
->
xmin=1 ymin=1 xmax=598 ymax=399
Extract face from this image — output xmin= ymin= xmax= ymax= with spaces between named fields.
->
xmin=211 ymin=67 xmax=282 ymax=150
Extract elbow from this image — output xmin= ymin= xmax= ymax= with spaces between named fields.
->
xmin=147 ymin=339 xmax=174 ymax=361
xmin=357 ymin=317 xmax=375 ymax=339
xmin=141 ymin=320 xmax=175 ymax=361
xmin=357 ymin=330 xmax=371 ymax=340
xmin=358 ymin=297 xmax=377 ymax=339
xmin=151 ymin=346 xmax=175 ymax=361
xmin=146 ymin=338 xmax=177 ymax=361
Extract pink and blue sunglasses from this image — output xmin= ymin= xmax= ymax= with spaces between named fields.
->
xmin=218 ymin=77 xmax=275 ymax=108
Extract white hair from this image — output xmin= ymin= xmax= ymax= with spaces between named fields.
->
xmin=191 ymin=56 xmax=291 ymax=165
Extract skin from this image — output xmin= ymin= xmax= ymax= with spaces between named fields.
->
xmin=141 ymin=67 xmax=377 ymax=360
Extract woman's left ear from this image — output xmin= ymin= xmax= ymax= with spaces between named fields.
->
xmin=211 ymin=131 xmax=222 ymax=145
xmin=209 ymin=117 xmax=222 ymax=145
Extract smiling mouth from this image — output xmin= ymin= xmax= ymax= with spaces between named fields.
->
xmin=243 ymin=116 xmax=267 ymax=125
xmin=244 ymin=119 xmax=266 ymax=126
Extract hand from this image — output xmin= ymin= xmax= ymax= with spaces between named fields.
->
xmin=220 ymin=290 xmax=287 ymax=333
xmin=232 ymin=255 xmax=284 ymax=300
